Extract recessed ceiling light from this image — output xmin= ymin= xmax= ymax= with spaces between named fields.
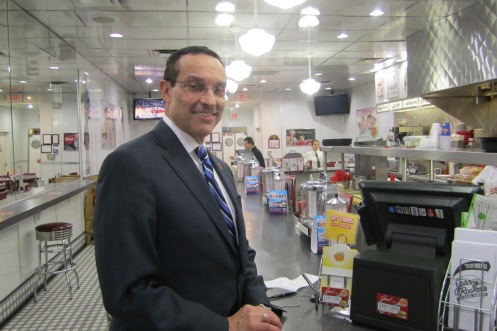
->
xmin=146 ymin=78 xmax=153 ymax=84
xmin=135 ymin=66 xmax=144 ymax=70
xmin=19 ymin=80 xmax=27 ymax=84
xmin=314 ymin=72 xmax=322 ymax=76
xmin=260 ymin=79 xmax=267 ymax=83
xmin=242 ymin=87 xmax=248 ymax=91
xmin=91 ymin=15 xmax=118 ymax=24
xmin=337 ymin=33 xmax=348 ymax=39
xmin=215 ymin=13 xmax=235 ymax=26
xmin=50 ymin=66 xmax=59 ymax=70
xmin=28 ymin=104 xmax=33 ymax=109
xmin=152 ymin=89 xmax=159 ymax=92
xmin=110 ymin=33 xmax=123 ymax=38
xmin=370 ymin=9 xmax=384 ymax=16
xmin=348 ymin=77 xmax=356 ymax=81
xmin=285 ymin=88 xmax=292 ymax=91
xmin=325 ymin=87 xmax=332 ymax=90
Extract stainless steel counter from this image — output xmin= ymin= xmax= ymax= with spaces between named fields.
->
xmin=0 ymin=178 xmax=97 ymax=231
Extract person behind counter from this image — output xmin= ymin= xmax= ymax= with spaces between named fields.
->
xmin=304 ymin=140 xmax=324 ymax=170
xmin=93 ymin=46 xmax=282 ymax=331
xmin=243 ymin=136 xmax=266 ymax=167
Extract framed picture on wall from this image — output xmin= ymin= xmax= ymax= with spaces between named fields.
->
xmin=211 ymin=133 xmax=220 ymax=143
xmin=41 ymin=144 xmax=52 ymax=153
xmin=52 ymin=134 xmax=59 ymax=144
xmin=212 ymin=142 xmax=222 ymax=151
xmin=43 ymin=134 xmax=52 ymax=144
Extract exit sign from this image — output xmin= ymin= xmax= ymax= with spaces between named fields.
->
xmin=230 ymin=113 xmax=239 ymax=120
xmin=236 ymin=93 xmax=247 ymax=101
xmin=10 ymin=93 xmax=23 ymax=102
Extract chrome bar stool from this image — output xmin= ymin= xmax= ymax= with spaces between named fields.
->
xmin=33 ymin=222 xmax=80 ymax=302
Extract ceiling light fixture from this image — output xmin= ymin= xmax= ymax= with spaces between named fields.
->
xmin=348 ymin=77 xmax=356 ymax=81
xmin=337 ymin=33 xmax=349 ymax=39
xmin=300 ymin=29 xmax=320 ymax=95
xmin=298 ymin=15 xmax=319 ymax=28
xmin=226 ymin=25 xmax=252 ymax=81
xmin=370 ymin=9 xmax=384 ymax=16
xmin=226 ymin=60 xmax=252 ymax=81
xmin=264 ymin=0 xmax=306 ymax=9
xmin=110 ymin=33 xmax=123 ymax=38
xmin=215 ymin=13 xmax=235 ymax=26
xmin=238 ymin=0 xmax=275 ymax=56
xmin=215 ymin=1 xmax=235 ymax=12
xmin=226 ymin=79 xmax=239 ymax=93
xmin=299 ymin=6 xmax=320 ymax=28
xmin=300 ymin=54 xmax=320 ymax=95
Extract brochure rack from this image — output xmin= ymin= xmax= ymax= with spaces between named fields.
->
xmin=437 ymin=259 xmax=497 ymax=331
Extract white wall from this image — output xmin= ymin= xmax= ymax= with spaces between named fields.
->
xmin=127 ymin=82 xmax=397 ymax=164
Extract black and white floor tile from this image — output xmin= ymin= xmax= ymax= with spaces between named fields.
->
xmin=2 ymin=245 xmax=108 ymax=331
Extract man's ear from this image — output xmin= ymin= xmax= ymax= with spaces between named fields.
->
xmin=160 ymin=80 xmax=172 ymax=103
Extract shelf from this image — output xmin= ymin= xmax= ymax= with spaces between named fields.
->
xmin=321 ymin=146 xmax=497 ymax=166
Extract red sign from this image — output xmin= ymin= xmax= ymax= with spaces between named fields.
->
xmin=10 ymin=94 xmax=23 ymax=102
xmin=376 ymin=293 xmax=408 ymax=320
xmin=235 ymin=93 xmax=247 ymax=101
xmin=230 ymin=113 xmax=239 ymax=120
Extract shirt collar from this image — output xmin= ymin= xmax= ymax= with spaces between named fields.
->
xmin=162 ymin=116 xmax=203 ymax=154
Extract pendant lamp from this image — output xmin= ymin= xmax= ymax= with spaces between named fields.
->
xmin=226 ymin=25 xmax=253 ymax=81
xmin=238 ymin=0 xmax=275 ymax=56
xmin=300 ymin=55 xmax=321 ymax=95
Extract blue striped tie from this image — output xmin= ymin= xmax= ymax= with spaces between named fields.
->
xmin=196 ymin=146 xmax=237 ymax=248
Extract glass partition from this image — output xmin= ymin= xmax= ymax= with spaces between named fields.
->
xmin=0 ymin=1 xmax=80 ymax=202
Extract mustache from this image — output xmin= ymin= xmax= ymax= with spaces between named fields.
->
xmin=191 ymin=104 xmax=220 ymax=113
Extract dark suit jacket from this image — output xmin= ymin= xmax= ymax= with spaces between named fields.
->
xmin=94 ymin=120 xmax=269 ymax=331
xmin=251 ymin=146 xmax=265 ymax=167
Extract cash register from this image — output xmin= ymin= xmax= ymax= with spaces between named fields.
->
xmin=350 ymin=181 xmax=481 ymax=331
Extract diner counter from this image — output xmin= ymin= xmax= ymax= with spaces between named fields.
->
xmin=0 ymin=178 xmax=97 ymax=231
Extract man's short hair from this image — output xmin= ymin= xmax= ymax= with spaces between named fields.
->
xmin=163 ymin=46 xmax=224 ymax=85
xmin=244 ymin=137 xmax=255 ymax=145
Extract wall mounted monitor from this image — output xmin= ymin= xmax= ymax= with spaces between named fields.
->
xmin=314 ymin=94 xmax=349 ymax=115
xmin=133 ymin=98 xmax=166 ymax=120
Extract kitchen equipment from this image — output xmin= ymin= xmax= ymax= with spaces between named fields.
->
xmin=321 ymin=138 xmax=352 ymax=146
xmin=480 ymin=137 xmax=497 ymax=153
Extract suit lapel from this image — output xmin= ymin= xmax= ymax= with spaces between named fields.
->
xmin=153 ymin=121 xmax=238 ymax=252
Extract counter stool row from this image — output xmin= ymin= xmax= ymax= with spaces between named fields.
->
xmin=33 ymin=222 xmax=80 ymax=302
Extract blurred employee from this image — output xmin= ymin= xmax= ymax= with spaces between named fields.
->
xmin=94 ymin=46 xmax=281 ymax=331
xmin=243 ymin=136 xmax=266 ymax=167
xmin=304 ymin=140 xmax=324 ymax=170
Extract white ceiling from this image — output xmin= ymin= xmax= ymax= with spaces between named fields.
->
xmin=2 ymin=0 xmax=482 ymax=108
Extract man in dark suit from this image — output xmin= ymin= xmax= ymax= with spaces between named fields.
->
xmin=94 ymin=46 xmax=282 ymax=331
xmin=243 ymin=136 xmax=266 ymax=167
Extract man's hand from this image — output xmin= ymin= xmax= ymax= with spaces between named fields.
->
xmin=228 ymin=304 xmax=283 ymax=331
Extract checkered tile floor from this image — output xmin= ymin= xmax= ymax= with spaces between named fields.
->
xmin=2 ymin=245 xmax=108 ymax=331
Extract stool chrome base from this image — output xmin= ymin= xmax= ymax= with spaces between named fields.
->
xmin=33 ymin=223 xmax=80 ymax=302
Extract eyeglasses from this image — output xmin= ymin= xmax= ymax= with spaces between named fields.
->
xmin=176 ymin=80 xmax=226 ymax=99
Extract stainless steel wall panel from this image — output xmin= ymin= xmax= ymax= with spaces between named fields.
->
xmin=408 ymin=0 xmax=497 ymax=97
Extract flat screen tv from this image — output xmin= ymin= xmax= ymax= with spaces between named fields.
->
xmin=133 ymin=98 xmax=166 ymax=120
xmin=357 ymin=181 xmax=482 ymax=257
xmin=314 ymin=94 xmax=349 ymax=116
